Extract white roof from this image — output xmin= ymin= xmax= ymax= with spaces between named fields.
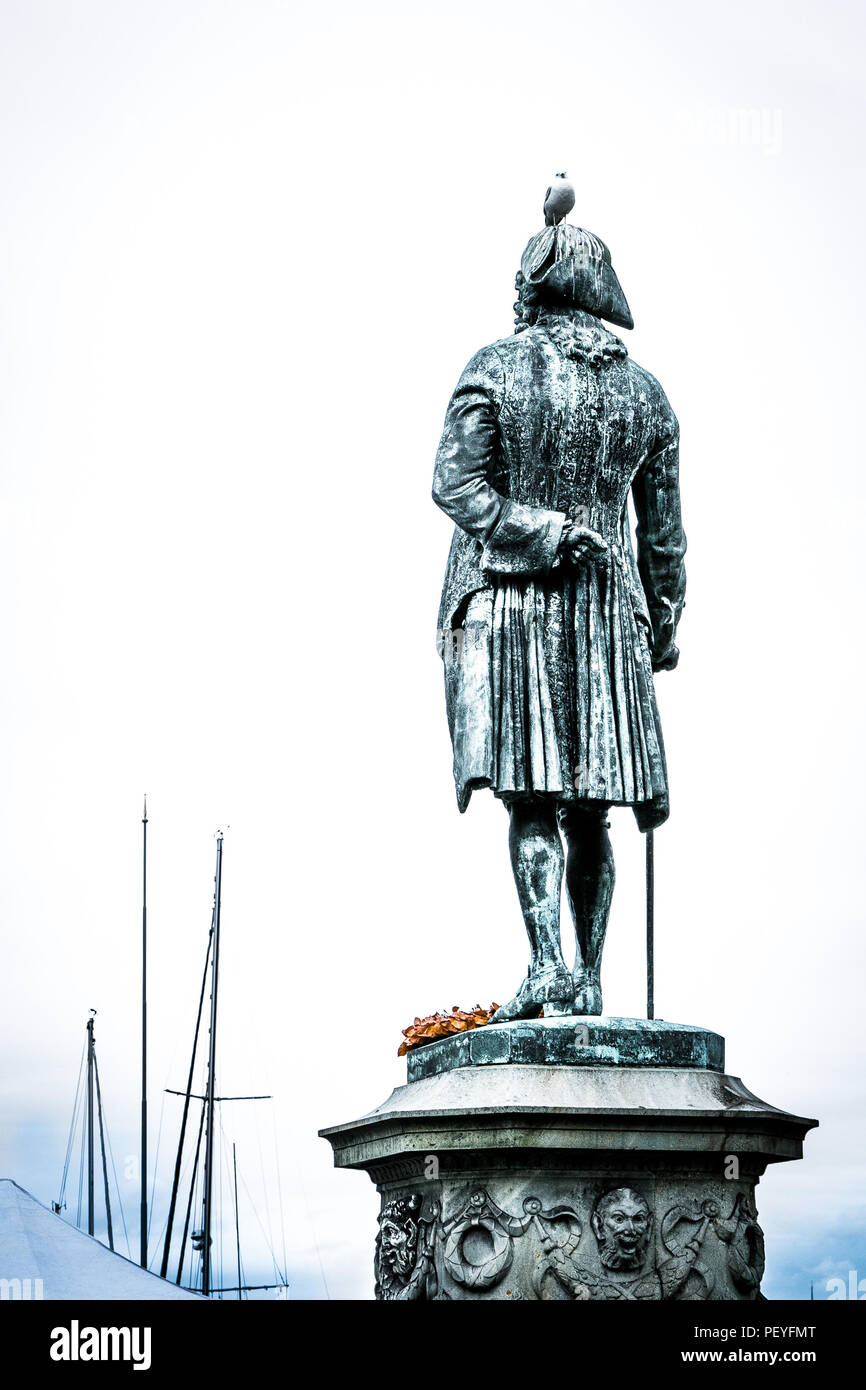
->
xmin=0 ymin=1179 xmax=202 ymax=1300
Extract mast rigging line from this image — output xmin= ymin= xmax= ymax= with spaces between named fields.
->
xmin=149 ymin=1138 xmax=200 ymax=1274
xmin=141 ymin=796 xmax=148 ymax=1269
xmin=176 ymin=1099 xmax=207 ymax=1285
xmin=93 ymin=1050 xmax=114 ymax=1251
xmin=271 ymin=1104 xmax=289 ymax=1290
xmin=186 ymin=1140 xmax=204 ymax=1293
xmin=57 ymin=1035 xmax=87 ymax=1213
xmin=102 ymin=1104 xmax=132 ymax=1259
xmin=254 ymin=1102 xmax=278 ymax=1284
xmin=75 ymin=1099 xmax=86 ymax=1229
xmin=218 ymin=1119 xmax=245 ymax=1300
xmin=217 ymin=1104 xmax=224 ymax=1297
xmin=58 ymin=1014 xmax=132 ymax=1256
xmin=159 ymin=914 xmax=214 ymax=1279
xmin=233 ymin=1143 xmax=289 ymax=1289
xmin=146 ymin=1077 xmax=168 ymax=1250
xmin=201 ymin=831 xmax=224 ymax=1297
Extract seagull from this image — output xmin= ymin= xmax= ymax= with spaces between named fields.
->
xmin=543 ymin=172 xmax=576 ymax=226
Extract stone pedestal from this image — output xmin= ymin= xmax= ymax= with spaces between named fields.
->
xmin=319 ymin=1018 xmax=816 ymax=1301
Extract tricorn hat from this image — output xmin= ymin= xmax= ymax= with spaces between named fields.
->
xmin=519 ymin=223 xmax=633 ymax=330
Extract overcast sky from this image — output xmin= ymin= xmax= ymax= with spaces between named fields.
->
xmin=1 ymin=0 xmax=864 ymax=1300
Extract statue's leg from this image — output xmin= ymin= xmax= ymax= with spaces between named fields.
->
xmin=492 ymin=799 xmax=574 ymax=1023
xmin=559 ymin=801 xmax=615 ymax=1016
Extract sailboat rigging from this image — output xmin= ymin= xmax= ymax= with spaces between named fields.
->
xmin=54 ymin=1010 xmax=120 ymax=1253
xmin=159 ymin=831 xmax=289 ymax=1298
xmin=53 ymin=812 xmax=290 ymax=1298
xmin=140 ymin=795 xmax=148 ymax=1268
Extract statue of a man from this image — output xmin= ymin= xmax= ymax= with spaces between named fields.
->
xmin=433 ymin=209 xmax=686 ymax=1020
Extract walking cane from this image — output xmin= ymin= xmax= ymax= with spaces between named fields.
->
xmin=646 ymin=828 xmax=654 ymax=1020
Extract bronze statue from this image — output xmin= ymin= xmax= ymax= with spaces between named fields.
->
xmin=433 ymin=201 xmax=686 ymax=1021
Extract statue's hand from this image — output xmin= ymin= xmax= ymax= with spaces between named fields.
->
xmin=559 ymin=523 xmax=609 ymax=565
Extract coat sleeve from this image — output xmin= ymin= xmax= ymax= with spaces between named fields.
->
xmin=631 ymin=388 xmax=687 ymax=671
xmin=432 ymin=348 xmax=568 ymax=576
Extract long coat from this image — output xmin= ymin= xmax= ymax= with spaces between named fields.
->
xmin=432 ymin=308 xmax=686 ymax=831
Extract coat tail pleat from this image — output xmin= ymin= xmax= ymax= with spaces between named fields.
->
xmin=454 ymin=550 xmax=669 ymax=821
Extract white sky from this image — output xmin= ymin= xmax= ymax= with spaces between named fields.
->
xmin=1 ymin=0 xmax=864 ymax=1300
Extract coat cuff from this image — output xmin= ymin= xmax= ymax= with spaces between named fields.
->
xmin=647 ymin=596 xmax=681 ymax=669
xmin=481 ymin=504 xmax=568 ymax=577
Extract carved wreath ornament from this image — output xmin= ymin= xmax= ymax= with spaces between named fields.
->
xmin=374 ymin=1187 xmax=765 ymax=1302
xmin=443 ymin=1192 xmax=584 ymax=1296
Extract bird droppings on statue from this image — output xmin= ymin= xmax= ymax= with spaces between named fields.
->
xmin=543 ymin=172 xmax=575 ymax=226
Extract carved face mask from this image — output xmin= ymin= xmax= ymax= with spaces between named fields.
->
xmin=380 ymin=1217 xmax=416 ymax=1274
xmin=592 ymin=1188 xmax=653 ymax=1270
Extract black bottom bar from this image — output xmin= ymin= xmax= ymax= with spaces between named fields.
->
xmin=6 ymin=1296 xmax=860 ymax=1375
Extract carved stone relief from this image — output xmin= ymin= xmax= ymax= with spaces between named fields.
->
xmin=374 ymin=1186 xmax=765 ymax=1302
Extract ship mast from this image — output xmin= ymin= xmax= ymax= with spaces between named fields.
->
xmin=233 ymin=1142 xmax=242 ymax=1301
xmin=58 ymin=1009 xmax=113 ymax=1246
xmin=86 ymin=1013 xmax=95 ymax=1236
xmin=201 ymin=831 xmax=224 ymax=1297
xmin=159 ymin=828 xmax=287 ymax=1297
xmin=140 ymin=795 xmax=148 ymax=1267
xmin=160 ymin=917 xmax=213 ymax=1278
